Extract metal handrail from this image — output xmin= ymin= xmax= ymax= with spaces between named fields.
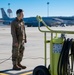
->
xmin=36 ymin=15 xmax=74 ymax=34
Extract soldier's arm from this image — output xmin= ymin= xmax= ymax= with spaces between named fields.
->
xmin=11 ymin=22 xmax=18 ymax=44
xmin=25 ymin=33 xmax=27 ymax=43
xmin=24 ymin=25 xmax=27 ymax=43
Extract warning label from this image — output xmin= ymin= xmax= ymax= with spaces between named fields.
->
xmin=53 ymin=44 xmax=63 ymax=53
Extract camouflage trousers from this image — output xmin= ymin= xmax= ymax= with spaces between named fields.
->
xmin=12 ymin=43 xmax=25 ymax=65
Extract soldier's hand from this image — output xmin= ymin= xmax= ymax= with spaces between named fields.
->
xmin=25 ymin=39 xmax=27 ymax=43
xmin=14 ymin=43 xmax=19 ymax=47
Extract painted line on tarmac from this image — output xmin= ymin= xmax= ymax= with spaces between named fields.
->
xmin=0 ymin=70 xmax=33 ymax=75
xmin=0 ymin=73 xmax=9 ymax=75
xmin=20 ymin=71 xmax=32 ymax=75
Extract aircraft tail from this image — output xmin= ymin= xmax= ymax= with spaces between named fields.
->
xmin=0 ymin=8 xmax=9 ymax=19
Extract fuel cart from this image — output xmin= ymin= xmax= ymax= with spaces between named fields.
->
xmin=33 ymin=16 xmax=74 ymax=75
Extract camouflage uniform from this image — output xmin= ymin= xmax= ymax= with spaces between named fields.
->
xmin=11 ymin=18 xmax=26 ymax=66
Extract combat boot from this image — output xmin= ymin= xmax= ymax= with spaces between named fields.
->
xmin=18 ymin=63 xmax=26 ymax=69
xmin=13 ymin=65 xmax=21 ymax=70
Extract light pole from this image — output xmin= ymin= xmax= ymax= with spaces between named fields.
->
xmin=8 ymin=3 xmax=10 ymax=17
xmin=7 ymin=3 xmax=12 ymax=18
xmin=47 ymin=2 xmax=49 ymax=17
xmin=8 ymin=3 xmax=10 ymax=9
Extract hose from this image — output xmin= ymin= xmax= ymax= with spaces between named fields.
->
xmin=57 ymin=38 xmax=73 ymax=75
xmin=71 ymin=41 xmax=74 ymax=72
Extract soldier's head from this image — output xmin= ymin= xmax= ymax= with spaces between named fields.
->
xmin=16 ymin=9 xmax=24 ymax=20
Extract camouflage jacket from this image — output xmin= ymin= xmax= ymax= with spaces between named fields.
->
xmin=11 ymin=18 xmax=26 ymax=45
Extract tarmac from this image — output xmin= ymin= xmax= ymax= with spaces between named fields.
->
xmin=0 ymin=25 xmax=74 ymax=75
xmin=0 ymin=26 xmax=50 ymax=75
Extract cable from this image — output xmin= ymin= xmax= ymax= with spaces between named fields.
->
xmin=0 ymin=56 xmax=12 ymax=64
xmin=57 ymin=39 xmax=67 ymax=75
xmin=70 ymin=41 xmax=74 ymax=73
xmin=0 ymin=56 xmax=50 ymax=64
xmin=57 ymin=38 xmax=73 ymax=75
